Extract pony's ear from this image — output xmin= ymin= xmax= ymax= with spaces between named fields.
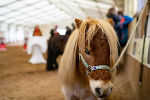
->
xmin=107 ymin=18 xmax=114 ymax=26
xmin=87 ymin=16 xmax=92 ymax=19
xmin=75 ymin=19 xmax=83 ymax=29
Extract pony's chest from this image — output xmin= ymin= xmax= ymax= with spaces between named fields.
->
xmin=64 ymin=85 xmax=92 ymax=98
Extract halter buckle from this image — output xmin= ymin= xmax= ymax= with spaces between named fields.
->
xmin=87 ymin=65 xmax=92 ymax=72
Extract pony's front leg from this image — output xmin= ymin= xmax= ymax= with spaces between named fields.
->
xmin=63 ymin=88 xmax=79 ymax=100
xmin=54 ymin=59 xmax=58 ymax=70
xmin=82 ymin=96 xmax=97 ymax=100
xmin=81 ymin=92 xmax=98 ymax=100
xmin=65 ymin=95 xmax=79 ymax=100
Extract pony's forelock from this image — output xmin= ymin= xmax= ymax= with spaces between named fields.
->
xmin=97 ymin=19 xmax=118 ymax=62
xmin=79 ymin=18 xmax=118 ymax=62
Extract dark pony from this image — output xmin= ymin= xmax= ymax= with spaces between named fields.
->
xmin=46 ymin=29 xmax=71 ymax=70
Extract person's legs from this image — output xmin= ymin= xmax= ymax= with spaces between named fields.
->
xmin=46 ymin=50 xmax=55 ymax=70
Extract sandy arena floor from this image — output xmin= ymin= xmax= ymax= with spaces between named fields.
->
xmin=0 ymin=47 xmax=135 ymax=100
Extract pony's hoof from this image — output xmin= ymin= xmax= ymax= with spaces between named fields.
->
xmin=46 ymin=68 xmax=55 ymax=71
xmin=54 ymin=67 xmax=58 ymax=70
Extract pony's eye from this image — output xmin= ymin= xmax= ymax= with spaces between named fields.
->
xmin=85 ymin=48 xmax=90 ymax=55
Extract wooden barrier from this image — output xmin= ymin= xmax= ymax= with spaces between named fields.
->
xmin=123 ymin=55 xmax=141 ymax=100
xmin=140 ymin=66 xmax=150 ymax=100
xmin=122 ymin=2 xmax=150 ymax=100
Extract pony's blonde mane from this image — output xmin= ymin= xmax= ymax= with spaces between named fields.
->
xmin=59 ymin=18 xmax=118 ymax=86
xmin=58 ymin=29 xmax=79 ymax=86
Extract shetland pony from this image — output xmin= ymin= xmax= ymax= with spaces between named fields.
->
xmin=59 ymin=18 xmax=118 ymax=100
xmin=46 ymin=28 xmax=73 ymax=70
xmin=46 ymin=34 xmax=70 ymax=70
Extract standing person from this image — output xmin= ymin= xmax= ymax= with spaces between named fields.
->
xmin=118 ymin=11 xmax=133 ymax=47
xmin=66 ymin=26 xmax=72 ymax=35
xmin=106 ymin=7 xmax=122 ymax=55
xmin=72 ymin=23 xmax=76 ymax=31
xmin=106 ymin=7 xmax=122 ymax=42
xmin=0 ymin=37 xmax=6 ymax=51
xmin=54 ymin=25 xmax=59 ymax=36
xmin=33 ymin=25 xmax=42 ymax=36
xmin=23 ymin=38 xmax=28 ymax=51
xmin=50 ymin=29 xmax=54 ymax=37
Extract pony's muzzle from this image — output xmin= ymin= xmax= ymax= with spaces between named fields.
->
xmin=95 ymin=87 xmax=113 ymax=98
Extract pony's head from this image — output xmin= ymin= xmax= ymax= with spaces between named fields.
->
xmin=75 ymin=18 xmax=118 ymax=98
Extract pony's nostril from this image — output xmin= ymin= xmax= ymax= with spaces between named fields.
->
xmin=95 ymin=88 xmax=101 ymax=96
xmin=95 ymin=87 xmax=112 ymax=98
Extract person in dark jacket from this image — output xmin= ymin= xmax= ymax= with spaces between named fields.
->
xmin=106 ymin=7 xmax=120 ymax=23
xmin=118 ymin=11 xmax=133 ymax=47
xmin=54 ymin=25 xmax=59 ymax=36
xmin=66 ymin=26 xmax=72 ymax=35
xmin=72 ymin=23 xmax=76 ymax=31
xmin=106 ymin=7 xmax=122 ymax=55
xmin=50 ymin=29 xmax=54 ymax=37
xmin=106 ymin=7 xmax=122 ymax=42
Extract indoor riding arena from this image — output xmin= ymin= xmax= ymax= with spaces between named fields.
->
xmin=0 ymin=0 xmax=150 ymax=100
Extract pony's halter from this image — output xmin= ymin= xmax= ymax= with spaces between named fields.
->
xmin=79 ymin=53 xmax=111 ymax=75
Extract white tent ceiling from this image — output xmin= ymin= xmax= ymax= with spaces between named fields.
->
xmin=0 ymin=0 xmax=115 ymax=27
